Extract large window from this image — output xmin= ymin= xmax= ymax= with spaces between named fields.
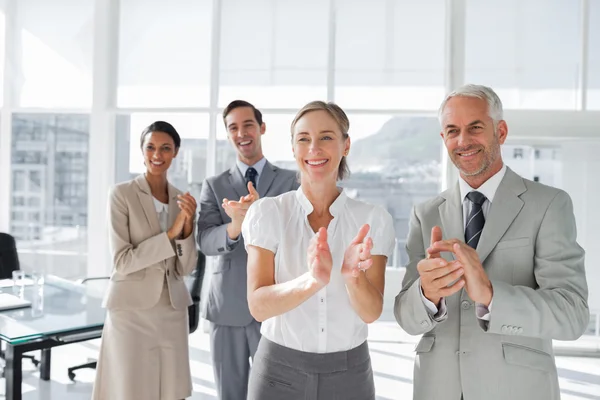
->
xmin=219 ymin=0 xmax=328 ymax=109
xmin=117 ymin=0 xmax=213 ymax=107
xmin=588 ymin=0 xmax=600 ymax=110
xmin=10 ymin=114 xmax=89 ymax=279
xmin=465 ymin=0 xmax=582 ymax=109
xmin=334 ymin=0 xmax=445 ymax=110
xmin=16 ymin=0 xmax=94 ymax=108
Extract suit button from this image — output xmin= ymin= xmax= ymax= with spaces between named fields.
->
xmin=461 ymin=301 xmax=471 ymax=310
xmin=501 ymin=325 xmax=508 ymax=333
xmin=517 ymin=327 xmax=523 ymax=334
xmin=420 ymin=320 xmax=429 ymax=327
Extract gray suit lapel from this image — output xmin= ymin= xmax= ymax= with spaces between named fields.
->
xmin=228 ymin=165 xmax=248 ymax=199
xmin=258 ymin=161 xmax=277 ymax=196
xmin=135 ymin=174 xmax=161 ymax=235
xmin=439 ymin=182 xmax=463 ymax=261
xmin=477 ymin=167 xmax=526 ymax=263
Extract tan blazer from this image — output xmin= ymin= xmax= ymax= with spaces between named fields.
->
xmin=103 ymin=174 xmax=197 ymax=311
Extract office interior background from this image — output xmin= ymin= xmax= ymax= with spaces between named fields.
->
xmin=0 ymin=0 xmax=599 ymax=398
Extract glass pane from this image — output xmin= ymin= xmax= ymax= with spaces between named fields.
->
xmin=334 ymin=0 xmax=445 ymax=109
xmin=465 ymin=0 xmax=581 ymax=109
xmin=588 ymin=0 xmax=600 ymax=109
xmin=503 ymin=137 xmax=600 ymax=354
xmin=115 ymin=113 xmax=209 ymax=203
xmin=219 ymin=0 xmax=328 ymax=109
xmin=342 ymin=115 xmax=441 ymax=269
xmin=0 ymin=0 xmax=5 ymax=107
xmin=117 ymin=0 xmax=212 ymax=107
xmin=10 ymin=114 xmax=89 ymax=279
xmin=17 ymin=0 xmax=94 ymax=108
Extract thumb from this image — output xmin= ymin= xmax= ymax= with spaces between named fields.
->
xmin=351 ymin=224 xmax=370 ymax=245
xmin=428 ymin=226 xmax=443 ymax=258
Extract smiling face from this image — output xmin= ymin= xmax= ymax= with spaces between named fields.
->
xmin=225 ymin=106 xmax=265 ymax=165
xmin=292 ymin=110 xmax=350 ymax=184
xmin=141 ymin=131 xmax=178 ymax=176
xmin=440 ymin=96 xmax=507 ymax=185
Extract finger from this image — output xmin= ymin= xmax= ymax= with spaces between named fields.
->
xmin=427 ymin=226 xmax=443 ymax=259
xmin=427 ymin=262 xmax=463 ymax=280
xmin=350 ymin=224 xmax=370 ymax=245
xmin=418 ymin=258 xmax=449 ymax=273
xmin=248 ymin=181 xmax=259 ymax=198
xmin=437 ymin=278 xmax=465 ymax=297
xmin=428 ymin=239 xmax=463 ymax=254
xmin=453 ymin=242 xmax=469 ymax=263
xmin=432 ymin=267 xmax=464 ymax=289
xmin=358 ymin=258 xmax=373 ymax=271
xmin=317 ymin=227 xmax=328 ymax=243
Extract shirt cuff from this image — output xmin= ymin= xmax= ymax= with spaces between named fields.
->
xmin=419 ymin=280 xmax=447 ymax=321
xmin=225 ymin=231 xmax=240 ymax=250
xmin=475 ymin=299 xmax=493 ymax=321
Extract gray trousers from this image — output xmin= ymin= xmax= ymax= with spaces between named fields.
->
xmin=209 ymin=320 xmax=261 ymax=400
xmin=248 ymin=338 xmax=375 ymax=400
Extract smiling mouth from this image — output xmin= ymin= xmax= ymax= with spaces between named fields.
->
xmin=305 ymin=159 xmax=328 ymax=166
xmin=238 ymin=140 xmax=252 ymax=147
xmin=456 ymin=149 xmax=481 ymax=157
xmin=151 ymin=160 xmax=164 ymax=166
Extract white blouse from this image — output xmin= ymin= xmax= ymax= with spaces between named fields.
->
xmin=242 ymin=188 xmax=395 ymax=353
xmin=153 ymin=197 xmax=169 ymax=233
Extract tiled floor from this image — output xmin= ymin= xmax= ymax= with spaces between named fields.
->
xmin=1 ymin=321 xmax=599 ymax=399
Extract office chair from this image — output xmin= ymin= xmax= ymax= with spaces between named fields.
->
xmin=0 ymin=233 xmax=41 ymax=375
xmin=67 ymin=250 xmax=207 ymax=381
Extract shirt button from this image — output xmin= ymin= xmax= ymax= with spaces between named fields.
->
xmin=320 ymin=298 xmax=324 ymax=303
xmin=461 ymin=300 xmax=471 ymax=310
xmin=321 ymin=328 xmax=324 ymax=332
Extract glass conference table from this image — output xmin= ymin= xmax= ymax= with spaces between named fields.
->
xmin=0 ymin=276 xmax=106 ymax=400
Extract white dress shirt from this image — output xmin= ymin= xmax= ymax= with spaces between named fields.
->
xmin=153 ymin=197 xmax=169 ymax=232
xmin=421 ymin=164 xmax=507 ymax=322
xmin=242 ymin=188 xmax=395 ymax=353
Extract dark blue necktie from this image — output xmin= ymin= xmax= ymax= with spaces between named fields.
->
xmin=465 ymin=191 xmax=486 ymax=249
xmin=245 ymin=167 xmax=257 ymax=192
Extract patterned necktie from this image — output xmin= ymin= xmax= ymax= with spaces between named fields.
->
xmin=245 ymin=167 xmax=257 ymax=192
xmin=465 ymin=191 xmax=487 ymax=249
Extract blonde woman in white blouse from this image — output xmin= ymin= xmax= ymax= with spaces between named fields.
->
xmin=92 ymin=121 xmax=198 ymax=400
xmin=242 ymin=101 xmax=395 ymax=400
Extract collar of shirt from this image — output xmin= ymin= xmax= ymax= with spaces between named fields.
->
xmin=236 ymin=157 xmax=267 ymax=181
xmin=153 ymin=197 xmax=168 ymax=213
xmin=458 ymin=163 xmax=507 ymax=205
xmin=295 ymin=186 xmax=348 ymax=217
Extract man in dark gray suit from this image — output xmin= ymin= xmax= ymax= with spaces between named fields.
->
xmin=197 ymin=100 xmax=298 ymax=400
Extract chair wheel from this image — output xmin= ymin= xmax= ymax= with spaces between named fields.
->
xmin=68 ymin=371 xmax=76 ymax=381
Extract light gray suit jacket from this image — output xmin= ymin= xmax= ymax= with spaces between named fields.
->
xmin=197 ymin=161 xmax=299 ymax=327
xmin=394 ymin=167 xmax=589 ymax=400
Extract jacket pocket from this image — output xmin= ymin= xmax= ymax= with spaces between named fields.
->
xmin=415 ymin=335 xmax=435 ymax=353
xmin=213 ymin=259 xmax=231 ymax=274
xmin=495 ymin=237 xmax=531 ymax=250
xmin=502 ymin=343 xmax=554 ymax=372
xmin=111 ymin=269 xmax=146 ymax=281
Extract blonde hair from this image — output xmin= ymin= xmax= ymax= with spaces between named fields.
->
xmin=290 ymin=101 xmax=350 ymax=180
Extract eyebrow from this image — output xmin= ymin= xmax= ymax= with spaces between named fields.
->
xmin=444 ymin=120 xmax=486 ymax=130
xmin=296 ymin=130 xmax=336 ymax=136
xmin=145 ymin=142 xmax=173 ymax=146
xmin=227 ymin=119 xmax=255 ymax=129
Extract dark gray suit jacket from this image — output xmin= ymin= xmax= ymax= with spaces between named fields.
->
xmin=197 ymin=161 xmax=299 ymax=326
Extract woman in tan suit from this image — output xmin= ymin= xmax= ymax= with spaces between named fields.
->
xmin=92 ymin=121 xmax=198 ymax=400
